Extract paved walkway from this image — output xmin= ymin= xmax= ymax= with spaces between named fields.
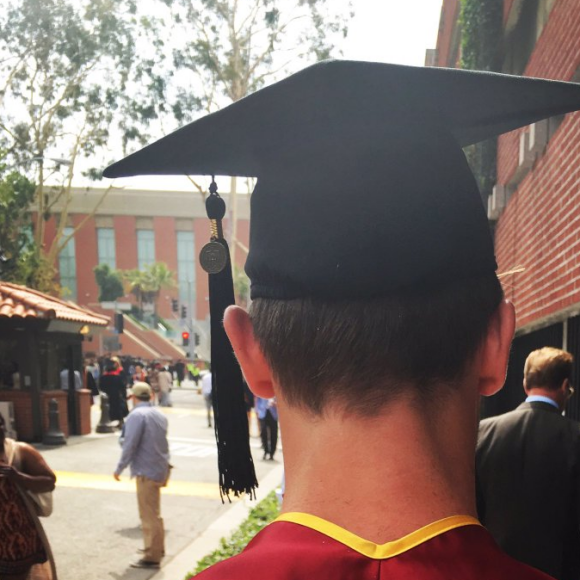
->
xmin=37 ymin=388 xmax=282 ymax=580
xmin=151 ymin=464 xmax=284 ymax=580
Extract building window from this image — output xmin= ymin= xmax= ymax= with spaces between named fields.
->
xmin=177 ymin=231 xmax=195 ymax=305
xmin=137 ymin=229 xmax=155 ymax=270
xmin=97 ymin=228 xmax=116 ymax=269
xmin=59 ymin=227 xmax=77 ymax=301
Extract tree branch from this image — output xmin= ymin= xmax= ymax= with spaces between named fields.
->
xmin=186 ymin=175 xmax=208 ymax=200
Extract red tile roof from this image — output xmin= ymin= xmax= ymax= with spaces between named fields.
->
xmin=0 ymin=282 xmax=109 ymax=327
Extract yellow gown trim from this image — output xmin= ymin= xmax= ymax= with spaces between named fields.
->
xmin=274 ymin=512 xmax=481 ymax=560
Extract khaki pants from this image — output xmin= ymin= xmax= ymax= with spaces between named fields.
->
xmin=136 ymin=476 xmax=164 ymax=563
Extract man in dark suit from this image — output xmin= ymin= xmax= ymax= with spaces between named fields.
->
xmin=476 ymin=347 xmax=580 ymax=580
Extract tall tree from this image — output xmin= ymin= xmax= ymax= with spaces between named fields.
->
xmin=166 ymin=0 xmax=352 ymax=261
xmin=123 ymin=262 xmax=176 ymax=323
xmin=0 ymin=150 xmax=39 ymax=285
xmin=0 ymin=0 xmax=170 ymax=292
xmin=94 ymin=263 xmax=125 ymax=302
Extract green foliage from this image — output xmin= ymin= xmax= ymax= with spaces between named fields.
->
xmin=0 ymin=0 xmax=172 ymax=274
xmin=0 ymin=152 xmax=40 ymax=285
xmin=169 ymin=0 xmax=353 ymax=117
xmin=122 ymin=262 xmax=176 ymax=322
xmin=123 ymin=262 xmax=176 ymax=299
xmin=190 ymin=491 xmax=280 ymax=576
xmin=93 ymin=263 xmax=124 ymax=302
xmin=0 ymin=0 xmax=158 ymax=171
xmin=459 ymin=0 xmax=503 ymax=71
xmin=233 ymin=265 xmax=249 ymax=307
xmin=459 ymin=0 xmax=504 ymax=202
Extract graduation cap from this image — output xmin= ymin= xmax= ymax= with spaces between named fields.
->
xmin=104 ymin=60 xmax=580 ymax=498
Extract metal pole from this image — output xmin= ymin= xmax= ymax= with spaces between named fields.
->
xmin=230 ymin=175 xmax=238 ymax=267
xmin=67 ymin=345 xmax=77 ymax=435
xmin=188 ymin=280 xmax=194 ymax=358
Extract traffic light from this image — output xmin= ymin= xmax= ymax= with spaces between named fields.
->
xmin=182 ymin=331 xmax=190 ymax=347
xmin=194 ymin=333 xmax=200 ymax=346
xmin=114 ymin=312 xmax=124 ymax=334
xmin=171 ymin=298 xmax=178 ymax=313
xmin=181 ymin=305 xmax=187 ymax=319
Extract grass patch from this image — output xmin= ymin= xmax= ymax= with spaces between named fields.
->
xmin=189 ymin=491 xmax=280 ymax=577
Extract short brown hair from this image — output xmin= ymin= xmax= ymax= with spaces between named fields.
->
xmin=250 ymin=274 xmax=503 ymax=416
xmin=524 ymin=347 xmax=573 ymax=391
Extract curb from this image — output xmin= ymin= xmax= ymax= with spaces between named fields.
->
xmin=151 ymin=463 xmax=285 ymax=580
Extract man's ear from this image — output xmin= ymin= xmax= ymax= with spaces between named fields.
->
xmin=223 ymin=305 xmax=275 ymax=399
xmin=478 ymin=300 xmax=516 ymax=397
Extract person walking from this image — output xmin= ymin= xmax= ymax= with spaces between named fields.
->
xmin=201 ymin=370 xmax=213 ymax=427
xmin=99 ymin=360 xmax=128 ymax=428
xmin=476 ymin=347 xmax=580 ymax=580
xmin=147 ymin=363 xmax=160 ymax=405
xmin=133 ymin=362 xmax=147 ymax=384
xmin=174 ymin=360 xmax=185 ymax=387
xmin=59 ymin=367 xmax=82 ymax=391
xmin=157 ymin=366 xmax=173 ymax=407
xmin=190 ymin=363 xmax=201 ymax=387
xmin=255 ymin=397 xmax=278 ymax=460
xmin=113 ymin=382 xmax=170 ymax=569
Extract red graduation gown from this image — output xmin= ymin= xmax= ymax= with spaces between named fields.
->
xmin=192 ymin=513 xmax=554 ymax=579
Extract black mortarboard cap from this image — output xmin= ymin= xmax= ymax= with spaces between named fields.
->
xmin=104 ymin=60 xmax=580 ymax=495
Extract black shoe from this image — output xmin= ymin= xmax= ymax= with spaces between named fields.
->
xmin=130 ymin=559 xmax=160 ymax=569
xmin=269 ymin=454 xmax=275 ymax=461
xmin=263 ymin=452 xmax=268 ymax=460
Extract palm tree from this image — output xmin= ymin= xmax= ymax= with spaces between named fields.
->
xmin=123 ymin=262 xmax=176 ymax=323
xmin=123 ymin=268 xmax=147 ymax=314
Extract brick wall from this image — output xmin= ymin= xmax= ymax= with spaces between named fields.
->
xmin=73 ymin=215 xmax=99 ymax=305
xmin=0 ymin=389 xmax=90 ymax=440
xmin=43 ymin=211 xmax=250 ymax=326
xmin=114 ymin=216 xmax=138 ymax=270
xmin=435 ymin=0 xmax=461 ymax=67
xmin=0 ymin=391 xmax=36 ymax=440
xmin=495 ymin=0 xmax=580 ymax=329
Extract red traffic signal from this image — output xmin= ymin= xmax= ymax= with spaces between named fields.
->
xmin=182 ymin=331 xmax=190 ymax=346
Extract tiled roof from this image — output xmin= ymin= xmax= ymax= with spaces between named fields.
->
xmin=0 ymin=282 xmax=109 ymax=327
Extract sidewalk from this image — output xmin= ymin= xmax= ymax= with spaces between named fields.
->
xmin=151 ymin=463 xmax=285 ymax=580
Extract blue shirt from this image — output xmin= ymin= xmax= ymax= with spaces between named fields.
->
xmin=255 ymin=397 xmax=278 ymax=421
xmin=525 ymin=395 xmax=559 ymax=409
xmin=115 ymin=402 xmax=170 ymax=482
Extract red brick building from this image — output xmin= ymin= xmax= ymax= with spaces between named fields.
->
xmin=432 ymin=0 xmax=580 ymax=417
xmin=45 ymin=186 xmax=250 ymax=359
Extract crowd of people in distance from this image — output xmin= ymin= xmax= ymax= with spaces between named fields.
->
xmin=84 ymin=356 xmax=207 ymax=427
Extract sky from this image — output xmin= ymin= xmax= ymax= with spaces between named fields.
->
xmin=341 ymin=0 xmax=442 ymax=65
xmin=106 ymin=0 xmax=444 ymax=192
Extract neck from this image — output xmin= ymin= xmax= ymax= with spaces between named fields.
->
xmin=279 ymin=386 xmax=480 ymax=543
xmin=526 ymin=388 xmax=562 ymax=410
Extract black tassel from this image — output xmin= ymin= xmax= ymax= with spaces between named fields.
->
xmin=200 ymin=179 xmax=258 ymax=501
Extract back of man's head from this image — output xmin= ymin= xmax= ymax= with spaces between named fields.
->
xmin=524 ymin=347 xmax=573 ymax=391
xmin=250 ymin=273 xmax=503 ymax=416
xmin=132 ymin=382 xmax=152 ymax=402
